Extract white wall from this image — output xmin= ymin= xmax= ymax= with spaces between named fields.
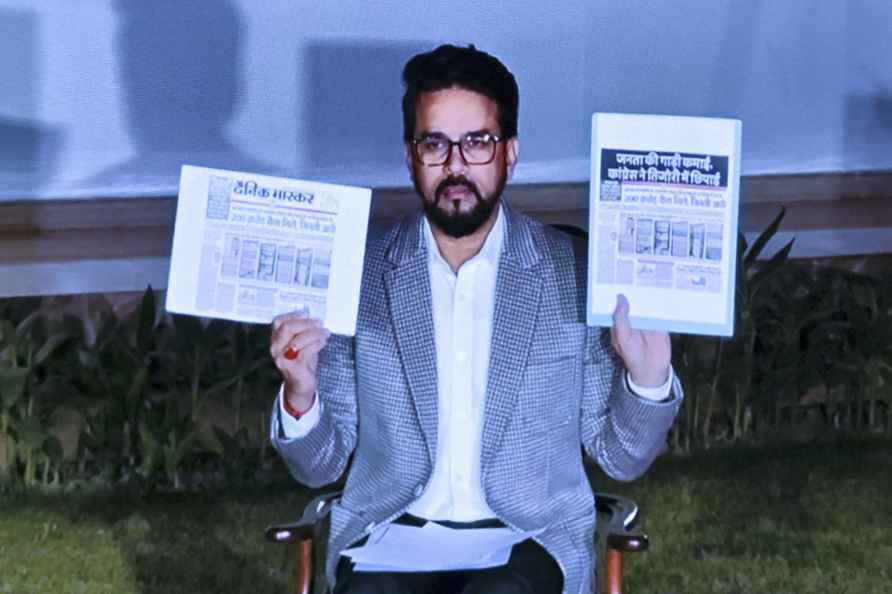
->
xmin=1 ymin=0 xmax=890 ymax=201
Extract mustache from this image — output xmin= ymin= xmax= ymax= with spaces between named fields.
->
xmin=435 ymin=177 xmax=481 ymax=201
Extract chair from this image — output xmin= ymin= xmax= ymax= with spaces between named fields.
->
xmin=266 ymin=490 xmax=648 ymax=594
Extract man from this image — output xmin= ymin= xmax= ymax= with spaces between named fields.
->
xmin=270 ymin=44 xmax=682 ymax=594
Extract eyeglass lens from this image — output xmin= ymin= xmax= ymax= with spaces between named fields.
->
xmin=415 ymin=135 xmax=497 ymax=165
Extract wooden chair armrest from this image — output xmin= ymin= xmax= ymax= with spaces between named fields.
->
xmin=595 ymin=491 xmax=649 ymax=552
xmin=265 ymin=490 xmax=342 ymax=544
xmin=265 ymin=490 xmax=342 ymax=594
xmin=595 ymin=492 xmax=649 ymax=594
xmin=606 ymin=532 xmax=649 ymax=553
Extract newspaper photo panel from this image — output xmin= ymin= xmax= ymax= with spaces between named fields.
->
xmin=166 ymin=165 xmax=372 ymax=336
xmin=587 ymin=113 xmax=742 ymax=336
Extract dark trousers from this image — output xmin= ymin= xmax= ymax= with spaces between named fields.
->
xmin=333 ymin=515 xmax=564 ymax=594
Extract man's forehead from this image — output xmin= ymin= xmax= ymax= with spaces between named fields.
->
xmin=414 ymin=87 xmax=501 ymax=134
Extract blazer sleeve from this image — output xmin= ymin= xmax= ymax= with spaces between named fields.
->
xmin=579 ymin=325 xmax=683 ymax=481
xmin=270 ymin=332 xmax=359 ymax=488
xmin=564 ymin=229 xmax=683 ymax=480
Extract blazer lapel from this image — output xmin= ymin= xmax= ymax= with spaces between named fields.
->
xmin=383 ymin=214 xmax=439 ymax=465
xmin=481 ymin=204 xmax=543 ymax=472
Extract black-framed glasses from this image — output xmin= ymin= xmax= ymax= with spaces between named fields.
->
xmin=411 ymin=132 xmax=503 ymax=166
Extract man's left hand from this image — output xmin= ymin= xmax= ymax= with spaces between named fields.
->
xmin=610 ymin=294 xmax=671 ymax=388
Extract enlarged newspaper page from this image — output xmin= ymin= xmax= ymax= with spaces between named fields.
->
xmin=587 ymin=113 xmax=741 ymax=336
xmin=166 ymin=165 xmax=371 ymax=335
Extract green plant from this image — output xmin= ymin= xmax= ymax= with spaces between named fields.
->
xmin=0 ymin=289 xmax=287 ymax=491
xmin=167 ymin=315 xmax=229 ymax=424
xmin=138 ymin=397 xmax=196 ymax=490
xmin=162 ymin=316 xmax=279 ymax=485
xmin=208 ymin=322 xmax=278 ymax=481
xmin=828 ymin=275 xmax=892 ymax=432
xmin=0 ymin=301 xmax=70 ymax=488
xmin=724 ymin=208 xmax=796 ymax=439
xmin=222 ymin=322 xmax=273 ymax=435
xmin=742 ymin=260 xmax=836 ymax=432
xmin=672 ymin=208 xmax=796 ymax=449
xmin=68 ymin=288 xmax=167 ymax=482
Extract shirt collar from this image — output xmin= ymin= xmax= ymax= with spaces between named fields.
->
xmin=423 ymin=202 xmax=505 ymax=274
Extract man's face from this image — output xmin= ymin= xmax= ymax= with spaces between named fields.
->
xmin=406 ymin=87 xmax=518 ymax=238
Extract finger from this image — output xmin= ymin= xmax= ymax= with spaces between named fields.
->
xmin=271 ymin=316 xmax=310 ymax=345
xmin=286 ymin=326 xmax=330 ymax=352
xmin=272 ymin=309 xmax=310 ymax=330
xmin=270 ymin=318 xmax=323 ymax=355
xmin=295 ymin=334 xmax=330 ymax=360
xmin=271 ymin=327 xmax=301 ymax=358
xmin=276 ymin=327 xmax=330 ymax=361
xmin=278 ymin=334 xmax=329 ymax=368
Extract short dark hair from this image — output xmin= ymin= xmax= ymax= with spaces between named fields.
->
xmin=401 ymin=44 xmax=519 ymax=142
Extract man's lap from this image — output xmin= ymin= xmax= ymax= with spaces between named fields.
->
xmin=333 ymin=538 xmax=563 ymax=594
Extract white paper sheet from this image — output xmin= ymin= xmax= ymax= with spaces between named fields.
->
xmin=587 ymin=113 xmax=742 ymax=336
xmin=341 ymin=521 xmax=538 ymax=573
xmin=165 ymin=165 xmax=371 ymax=335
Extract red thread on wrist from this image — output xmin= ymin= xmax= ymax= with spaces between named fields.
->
xmin=283 ymin=395 xmax=311 ymax=419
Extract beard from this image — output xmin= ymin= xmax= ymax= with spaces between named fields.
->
xmin=415 ymin=171 xmax=507 ymax=239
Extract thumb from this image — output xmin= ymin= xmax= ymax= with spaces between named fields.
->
xmin=612 ymin=293 xmax=632 ymax=336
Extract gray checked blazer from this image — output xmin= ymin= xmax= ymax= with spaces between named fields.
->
xmin=272 ymin=200 xmax=682 ymax=594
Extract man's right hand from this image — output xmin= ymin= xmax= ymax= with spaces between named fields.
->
xmin=270 ymin=312 xmax=331 ymax=414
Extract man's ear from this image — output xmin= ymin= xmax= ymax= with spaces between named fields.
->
xmin=404 ymin=143 xmax=414 ymax=173
xmin=505 ymin=137 xmax=519 ymax=178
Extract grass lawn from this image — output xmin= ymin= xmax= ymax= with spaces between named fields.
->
xmin=1 ymin=438 xmax=890 ymax=594
xmin=593 ymin=438 xmax=892 ymax=594
xmin=0 ymin=487 xmax=310 ymax=594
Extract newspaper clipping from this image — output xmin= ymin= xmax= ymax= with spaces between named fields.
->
xmin=588 ymin=114 xmax=741 ymax=336
xmin=166 ymin=165 xmax=371 ymax=335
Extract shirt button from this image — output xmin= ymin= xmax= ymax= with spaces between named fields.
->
xmin=365 ymin=522 xmax=375 ymax=533
xmin=414 ymin=484 xmax=424 ymax=497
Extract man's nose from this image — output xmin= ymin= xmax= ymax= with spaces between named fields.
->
xmin=444 ymin=143 xmax=469 ymax=175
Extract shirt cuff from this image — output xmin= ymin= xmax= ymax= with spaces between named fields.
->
xmin=626 ymin=367 xmax=674 ymax=402
xmin=277 ymin=384 xmax=322 ymax=438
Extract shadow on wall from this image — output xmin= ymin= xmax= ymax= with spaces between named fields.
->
xmin=90 ymin=0 xmax=272 ymax=191
xmin=844 ymin=0 xmax=892 ymax=172
xmin=0 ymin=118 xmax=63 ymax=199
xmin=707 ymin=0 xmax=763 ymax=118
xmin=844 ymin=94 xmax=892 ymax=170
xmin=0 ymin=9 xmax=63 ymax=199
xmin=302 ymin=41 xmax=431 ymax=175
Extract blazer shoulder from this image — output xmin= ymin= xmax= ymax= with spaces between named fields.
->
xmin=526 ymin=218 xmax=589 ymax=319
xmin=528 ymin=216 xmax=587 ymax=269
xmin=363 ymin=217 xmax=409 ymax=270
xmin=358 ymin=213 xmax=425 ymax=305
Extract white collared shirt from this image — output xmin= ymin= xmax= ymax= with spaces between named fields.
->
xmin=406 ymin=206 xmax=505 ymax=521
